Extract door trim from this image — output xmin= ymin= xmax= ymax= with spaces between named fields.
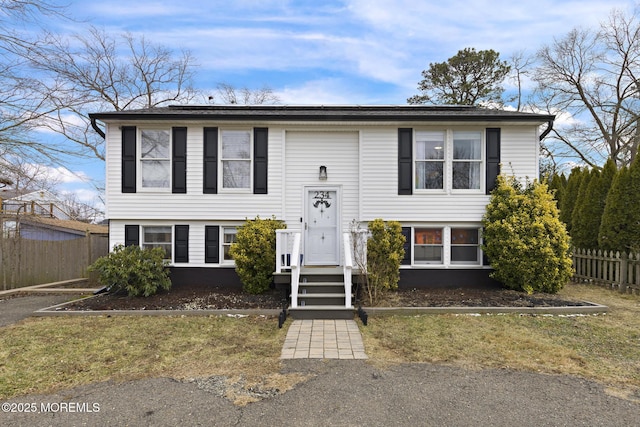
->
xmin=303 ymin=185 xmax=341 ymax=266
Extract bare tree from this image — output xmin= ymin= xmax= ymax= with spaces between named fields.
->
xmin=0 ymin=1 xmax=72 ymax=166
xmin=57 ymin=192 xmax=103 ymax=223
xmin=533 ymin=8 xmax=640 ymax=168
xmin=0 ymin=157 xmax=62 ymax=193
xmin=508 ymin=50 xmax=535 ymax=112
xmin=208 ymin=83 xmax=280 ymax=105
xmin=22 ymin=27 xmax=199 ymax=160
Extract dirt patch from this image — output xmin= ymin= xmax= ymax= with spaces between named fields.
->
xmin=63 ymin=283 xmax=286 ymax=311
xmin=60 ymin=282 xmax=589 ymax=311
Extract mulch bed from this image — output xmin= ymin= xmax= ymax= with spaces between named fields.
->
xmin=61 ymin=282 xmax=589 ymax=311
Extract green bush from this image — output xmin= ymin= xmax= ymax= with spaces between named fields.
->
xmin=229 ymin=216 xmax=285 ymax=294
xmin=88 ymin=244 xmax=171 ymax=297
xmin=599 ymin=157 xmax=640 ymax=252
xmin=482 ymin=175 xmax=573 ymax=294
xmin=559 ymin=166 xmax=585 ymax=232
xmin=572 ymin=159 xmax=616 ymax=249
xmin=364 ymin=218 xmax=405 ymax=305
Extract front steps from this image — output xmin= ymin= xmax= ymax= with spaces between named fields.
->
xmin=288 ymin=267 xmax=355 ymax=319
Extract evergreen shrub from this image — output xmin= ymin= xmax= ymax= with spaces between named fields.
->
xmin=229 ymin=216 xmax=286 ymax=294
xmin=88 ymin=244 xmax=171 ymax=297
xmin=482 ymin=175 xmax=573 ymax=294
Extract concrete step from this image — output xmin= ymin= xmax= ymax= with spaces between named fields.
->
xmin=289 ymin=306 xmax=355 ymax=320
xmin=299 ymin=282 xmax=346 ymax=294
xmin=298 ymin=293 xmax=346 ymax=306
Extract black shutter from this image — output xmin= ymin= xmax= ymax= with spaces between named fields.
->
xmin=203 ymin=127 xmax=218 ymax=194
xmin=124 ymin=225 xmax=140 ymax=247
xmin=253 ymin=127 xmax=268 ymax=194
xmin=398 ymin=128 xmax=413 ymax=195
xmin=486 ymin=128 xmax=501 ymax=194
xmin=204 ymin=225 xmax=220 ymax=263
xmin=401 ymin=227 xmax=412 ymax=265
xmin=174 ymin=225 xmax=189 ymax=263
xmin=172 ymin=127 xmax=187 ymax=194
xmin=122 ymin=126 xmax=137 ymax=193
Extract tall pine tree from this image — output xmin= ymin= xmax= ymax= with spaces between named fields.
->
xmin=571 ymin=159 xmax=616 ymax=249
xmin=599 ymin=165 xmax=632 ymax=251
xmin=547 ymin=172 xmax=567 ymax=209
xmin=571 ymin=168 xmax=597 ymax=248
xmin=559 ymin=167 xmax=584 ymax=232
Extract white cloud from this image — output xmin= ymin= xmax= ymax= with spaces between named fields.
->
xmin=39 ymin=165 xmax=91 ymax=184
xmin=277 ymin=79 xmax=359 ymax=104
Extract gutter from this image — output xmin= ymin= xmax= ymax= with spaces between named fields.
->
xmin=539 ymin=119 xmax=554 ymax=141
xmin=91 ymin=117 xmax=105 ymax=139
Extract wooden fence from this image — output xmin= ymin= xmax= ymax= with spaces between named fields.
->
xmin=573 ymin=248 xmax=640 ymax=293
xmin=0 ymin=234 xmax=108 ymax=290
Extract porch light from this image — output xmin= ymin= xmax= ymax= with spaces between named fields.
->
xmin=319 ymin=165 xmax=327 ymax=180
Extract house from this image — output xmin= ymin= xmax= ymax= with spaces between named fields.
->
xmin=89 ymin=105 xmax=554 ymax=315
xmin=16 ymin=217 xmax=108 ymax=241
xmin=0 ymin=189 xmax=72 ymax=220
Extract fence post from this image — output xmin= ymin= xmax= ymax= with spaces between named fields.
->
xmin=619 ymin=251 xmax=628 ymax=293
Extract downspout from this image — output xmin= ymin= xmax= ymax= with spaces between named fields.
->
xmin=91 ymin=117 xmax=105 ymax=139
xmin=539 ymin=120 xmax=554 ymax=141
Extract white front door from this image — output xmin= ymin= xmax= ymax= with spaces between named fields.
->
xmin=305 ymin=188 xmax=339 ymax=265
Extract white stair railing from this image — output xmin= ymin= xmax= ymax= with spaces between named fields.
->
xmin=343 ymin=232 xmax=354 ymax=308
xmin=275 ymin=229 xmax=300 ymax=273
xmin=290 ymin=233 xmax=302 ymax=308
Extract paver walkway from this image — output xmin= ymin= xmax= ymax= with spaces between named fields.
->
xmin=280 ymin=319 xmax=367 ymax=359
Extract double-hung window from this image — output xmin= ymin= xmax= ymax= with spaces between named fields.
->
xmin=222 ymin=227 xmax=237 ymax=262
xmin=142 ymin=226 xmax=172 ymax=259
xmin=451 ymin=228 xmax=481 ymax=264
xmin=221 ymin=130 xmax=251 ymax=190
xmin=140 ymin=129 xmax=171 ymax=189
xmin=452 ymin=131 xmax=482 ymax=190
xmin=415 ymin=131 xmax=445 ymax=190
xmin=414 ymin=228 xmax=443 ymax=264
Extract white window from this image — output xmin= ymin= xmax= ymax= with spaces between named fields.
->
xmin=414 ymin=228 xmax=443 ymax=264
xmin=222 ymin=227 xmax=237 ymax=262
xmin=2 ymin=219 xmax=18 ymax=238
xmin=453 ymin=131 xmax=482 ymax=190
xmin=415 ymin=131 xmax=445 ymax=190
xmin=142 ymin=226 xmax=172 ymax=259
xmin=221 ymin=130 xmax=251 ymax=189
xmin=140 ymin=129 xmax=170 ymax=189
xmin=450 ymin=228 xmax=481 ymax=264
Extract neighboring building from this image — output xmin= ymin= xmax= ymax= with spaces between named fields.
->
xmin=17 ymin=217 xmax=108 ymax=241
xmin=89 ymin=105 xmax=554 ymax=292
xmin=0 ymin=189 xmax=72 ymax=220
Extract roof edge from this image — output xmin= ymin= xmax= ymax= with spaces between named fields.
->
xmin=89 ymin=104 xmax=555 ymax=122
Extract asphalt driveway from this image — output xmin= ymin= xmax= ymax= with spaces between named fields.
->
xmin=1 ymin=360 xmax=638 ymax=426
xmin=0 ymin=294 xmax=72 ymax=327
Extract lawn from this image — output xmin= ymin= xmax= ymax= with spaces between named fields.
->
xmin=0 ymin=315 xmax=304 ymax=404
xmin=0 ymin=283 xmax=638 ymax=403
xmin=361 ymin=283 xmax=640 ymax=401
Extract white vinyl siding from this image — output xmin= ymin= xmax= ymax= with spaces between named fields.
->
xmin=284 ymin=131 xmax=359 ymax=232
xmin=105 ymin=120 xmax=540 ymax=269
xmin=110 ymin=221 xmax=241 ymax=267
xmin=359 ymin=126 xmax=536 ymax=222
xmin=106 ymin=124 xmax=283 ymax=221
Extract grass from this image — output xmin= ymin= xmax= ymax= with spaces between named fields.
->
xmin=1 ymin=283 xmax=639 ymax=403
xmin=361 ymin=283 xmax=640 ymax=400
xmin=0 ymin=315 xmax=306 ymax=405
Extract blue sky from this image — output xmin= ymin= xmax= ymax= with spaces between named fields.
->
xmin=27 ymin=0 xmax=639 ymax=212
